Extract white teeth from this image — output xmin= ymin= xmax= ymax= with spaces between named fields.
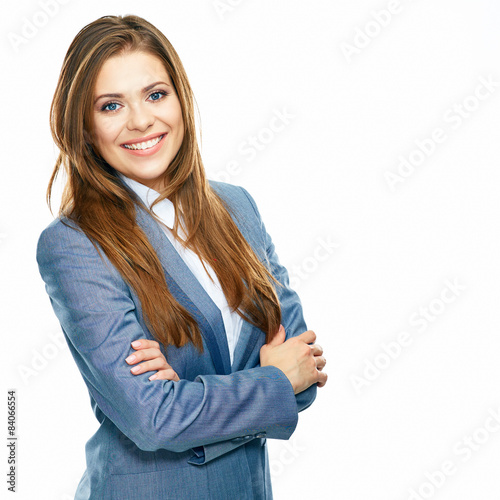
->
xmin=123 ymin=135 xmax=163 ymax=150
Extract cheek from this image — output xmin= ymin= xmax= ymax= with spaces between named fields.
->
xmin=94 ymin=121 xmax=119 ymax=151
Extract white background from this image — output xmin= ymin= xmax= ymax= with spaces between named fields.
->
xmin=2 ymin=1 xmax=500 ymax=499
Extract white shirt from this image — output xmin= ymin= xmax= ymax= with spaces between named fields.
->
xmin=118 ymin=173 xmax=242 ymax=365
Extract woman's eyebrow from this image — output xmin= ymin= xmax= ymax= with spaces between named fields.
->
xmin=93 ymin=81 xmax=171 ymax=104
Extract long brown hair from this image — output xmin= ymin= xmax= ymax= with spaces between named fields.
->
xmin=48 ymin=14 xmax=282 ymax=351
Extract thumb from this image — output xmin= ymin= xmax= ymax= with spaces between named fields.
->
xmin=268 ymin=324 xmax=286 ymax=346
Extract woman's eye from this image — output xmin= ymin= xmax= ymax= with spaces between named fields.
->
xmin=102 ymin=102 xmax=121 ymax=112
xmin=149 ymin=91 xmax=167 ymax=101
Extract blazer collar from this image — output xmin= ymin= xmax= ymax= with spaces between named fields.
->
xmin=118 ymin=173 xmax=177 ymax=229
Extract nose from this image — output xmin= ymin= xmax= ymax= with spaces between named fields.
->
xmin=126 ymin=103 xmax=154 ymax=132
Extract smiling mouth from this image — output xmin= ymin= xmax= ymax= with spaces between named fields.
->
xmin=122 ymin=134 xmax=165 ymax=151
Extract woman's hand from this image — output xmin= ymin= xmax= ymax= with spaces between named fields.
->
xmin=125 ymin=339 xmax=180 ymax=381
xmin=260 ymin=325 xmax=327 ymax=394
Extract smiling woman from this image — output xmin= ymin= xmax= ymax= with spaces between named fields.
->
xmin=37 ymin=14 xmax=326 ymax=500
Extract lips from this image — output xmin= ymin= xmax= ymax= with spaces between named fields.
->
xmin=120 ymin=133 xmax=167 ymax=157
xmin=120 ymin=132 xmax=166 ymax=151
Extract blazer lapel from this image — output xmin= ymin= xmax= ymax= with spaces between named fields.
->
xmin=230 ymin=320 xmax=261 ymax=371
xmin=134 ymin=206 xmax=232 ymax=375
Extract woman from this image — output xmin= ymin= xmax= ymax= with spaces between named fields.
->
xmin=37 ymin=14 xmax=327 ymax=500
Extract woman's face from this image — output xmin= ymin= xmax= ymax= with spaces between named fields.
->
xmin=91 ymin=50 xmax=184 ymax=191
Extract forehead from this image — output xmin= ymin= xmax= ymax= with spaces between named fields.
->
xmin=94 ymin=51 xmax=171 ymax=93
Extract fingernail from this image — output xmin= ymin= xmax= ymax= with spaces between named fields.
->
xmin=131 ymin=341 xmax=141 ymax=348
xmin=149 ymin=374 xmax=158 ymax=381
xmin=131 ymin=365 xmax=141 ymax=373
xmin=125 ymin=355 xmax=136 ymax=364
xmin=279 ymin=324 xmax=284 ymax=332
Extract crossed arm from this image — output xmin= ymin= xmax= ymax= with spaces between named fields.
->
xmin=37 ymin=226 xmax=325 ymax=462
xmin=127 ymin=334 xmax=327 ymax=392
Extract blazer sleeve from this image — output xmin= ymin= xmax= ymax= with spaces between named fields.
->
xmin=238 ymin=186 xmax=318 ymax=413
xmin=36 ymin=219 xmax=299 ymax=458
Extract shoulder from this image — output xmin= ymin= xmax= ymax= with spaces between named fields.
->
xmin=36 ymin=216 xmax=102 ymax=268
xmin=208 ymin=180 xmax=261 ymax=221
xmin=36 ymin=215 xmax=128 ymax=307
xmin=37 ymin=216 xmax=86 ymax=248
xmin=207 ymin=179 xmax=267 ymax=256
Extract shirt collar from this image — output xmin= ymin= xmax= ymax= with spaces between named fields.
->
xmin=118 ymin=173 xmax=176 ymax=230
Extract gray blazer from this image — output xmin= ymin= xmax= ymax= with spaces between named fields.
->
xmin=36 ymin=180 xmax=317 ymax=499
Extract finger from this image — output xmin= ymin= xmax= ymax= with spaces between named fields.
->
xmin=309 ymin=343 xmax=323 ymax=356
xmin=130 ymin=358 xmax=171 ymax=375
xmin=267 ymin=324 xmax=286 ymax=346
xmin=150 ymin=368 xmax=180 ymax=382
xmin=297 ymin=329 xmax=316 ymax=344
xmin=131 ymin=338 xmax=161 ymax=351
xmin=316 ymin=371 xmax=328 ymax=387
xmin=315 ymin=355 xmax=326 ymax=371
xmin=126 ymin=348 xmax=166 ymax=365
